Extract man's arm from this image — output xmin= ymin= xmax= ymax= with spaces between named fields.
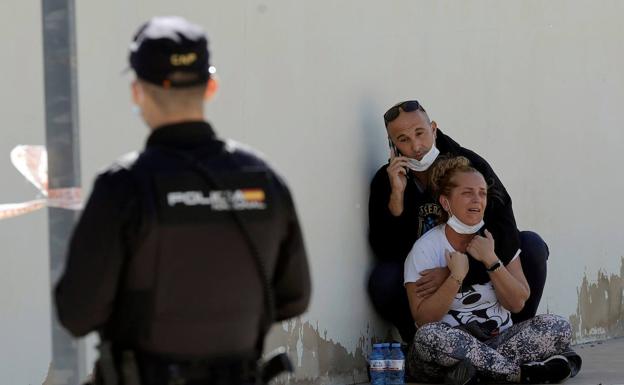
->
xmin=368 ymin=166 xmax=415 ymax=261
xmin=54 ymin=172 xmax=131 ymax=337
xmin=272 ymin=185 xmax=311 ymax=321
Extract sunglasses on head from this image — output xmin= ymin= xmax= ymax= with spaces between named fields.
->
xmin=383 ymin=100 xmax=426 ymax=126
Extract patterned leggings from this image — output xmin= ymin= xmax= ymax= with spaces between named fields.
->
xmin=406 ymin=314 xmax=572 ymax=383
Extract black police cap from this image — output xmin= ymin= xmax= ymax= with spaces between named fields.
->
xmin=129 ymin=16 xmax=214 ymax=88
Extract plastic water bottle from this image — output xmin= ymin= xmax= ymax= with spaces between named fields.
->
xmin=370 ymin=343 xmax=386 ymax=385
xmin=381 ymin=342 xmax=391 ymax=358
xmin=381 ymin=343 xmax=391 ymax=380
xmin=381 ymin=342 xmax=390 ymax=368
xmin=386 ymin=343 xmax=405 ymax=385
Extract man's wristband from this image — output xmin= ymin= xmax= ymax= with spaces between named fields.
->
xmin=486 ymin=259 xmax=503 ymax=273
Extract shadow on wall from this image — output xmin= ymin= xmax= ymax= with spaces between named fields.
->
xmin=359 ymin=96 xmax=388 ymax=182
xmin=359 ymin=94 xmax=390 ymax=283
xmin=570 ymin=257 xmax=624 ymax=343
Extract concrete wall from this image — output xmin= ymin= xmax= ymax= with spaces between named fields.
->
xmin=1 ymin=1 xmax=623 ymax=384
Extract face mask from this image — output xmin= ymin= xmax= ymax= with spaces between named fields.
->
xmin=132 ymin=83 xmax=145 ymax=117
xmin=405 ymin=145 xmax=440 ymax=172
xmin=132 ymin=105 xmax=142 ymax=116
xmin=443 ymin=199 xmax=484 ymax=234
xmin=447 ymin=215 xmax=484 ymax=234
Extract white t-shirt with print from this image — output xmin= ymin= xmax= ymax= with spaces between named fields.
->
xmin=404 ymin=224 xmax=513 ymax=332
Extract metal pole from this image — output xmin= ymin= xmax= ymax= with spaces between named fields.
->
xmin=42 ymin=0 xmax=84 ymax=384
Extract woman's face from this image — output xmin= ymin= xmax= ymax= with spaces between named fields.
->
xmin=441 ymin=171 xmax=487 ymax=225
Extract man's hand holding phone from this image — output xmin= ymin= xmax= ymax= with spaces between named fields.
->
xmin=387 ymin=147 xmax=409 ymax=216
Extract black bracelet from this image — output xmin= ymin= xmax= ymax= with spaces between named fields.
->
xmin=486 ymin=260 xmax=502 ymax=273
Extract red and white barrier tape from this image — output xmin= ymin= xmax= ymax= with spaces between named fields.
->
xmin=0 ymin=145 xmax=82 ymax=220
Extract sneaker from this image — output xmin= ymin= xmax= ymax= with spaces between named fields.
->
xmin=521 ymin=355 xmax=571 ymax=384
xmin=561 ymin=349 xmax=582 ymax=378
xmin=445 ymin=359 xmax=477 ymax=385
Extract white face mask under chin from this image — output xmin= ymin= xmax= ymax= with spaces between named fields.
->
xmin=444 ymin=200 xmax=484 ymax=234
xmin=446 ymin=214 xmax=484 ymax=234
xmin=405 ymin=145 xmax=440 ymax=172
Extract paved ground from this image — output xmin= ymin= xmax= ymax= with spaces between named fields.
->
xmin=564 ymin=338 xmax=624 ymax=385
xmin=403 ymin=337 xmax=624 ymax=385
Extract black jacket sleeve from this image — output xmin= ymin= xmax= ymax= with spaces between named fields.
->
xmin=272 ymin=179 xmax=311 ymax=321
xmin=54 ymin=171 xmax=134 ymax=336
xmin=368 ymin=166 xmax=416 ymax=262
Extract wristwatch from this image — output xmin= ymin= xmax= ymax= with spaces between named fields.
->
xmin=486 ymin=259 xmax=502 ymax=273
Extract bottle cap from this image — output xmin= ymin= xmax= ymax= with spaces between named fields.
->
xmin=391 ymin=343 xmax=402 ymax=348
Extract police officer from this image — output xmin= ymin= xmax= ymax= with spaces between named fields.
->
xmin=55 ymin=16 xmax=311 ymax=385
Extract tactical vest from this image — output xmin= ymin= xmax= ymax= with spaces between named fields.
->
xmin=104 ymin=143 xmax=281 ymax=359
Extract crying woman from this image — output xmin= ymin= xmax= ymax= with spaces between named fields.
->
xmin=403 ymin=156 xmax=580 ymax=385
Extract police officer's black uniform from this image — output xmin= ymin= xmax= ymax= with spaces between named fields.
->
xmin=54 ymin=16 xmax=311 ymax=385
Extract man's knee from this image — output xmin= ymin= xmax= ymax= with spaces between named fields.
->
xmin=368 ymin=261 xmax=405 ymax=301
xmin=368 ymin=261 xmax=416 ymax=341
xmin=513 ymin=231 xmax=549 ymax=323
xmin=519 ymin=231 xmax=549 ymax=264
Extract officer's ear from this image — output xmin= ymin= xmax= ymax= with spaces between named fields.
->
xmin=204 ymin=78 xmax=219 ymax=102
xmin=131 ymin=80 xmax=145 ymax=106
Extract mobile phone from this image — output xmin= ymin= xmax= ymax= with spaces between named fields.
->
xmin=388 ymin=138 xmax=411 ymax=178
xmin=388 ymin=138 xmax=401 ymax=158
